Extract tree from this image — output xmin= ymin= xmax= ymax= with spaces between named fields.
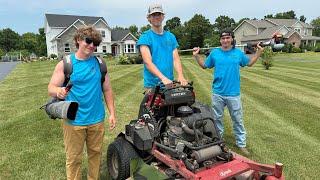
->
xmin=20 ymin=32 xmax=38 ymax=53
xmin=0 ymin=28 xmax=20 ymax=52
xmin=311 ymin=17 xmax=320 ymax=37
xmin=37 ymin=28 xmax=47 ymax=56
xmin=184 ymin=14 xmax=212 ymax=48
xmin=275 ymin=10 xmax=296 ymax=19
xmin=265 ymin=10 xmax=296 ymax=19
xmin=213 ymin=15 xmax=236 ymax=33
xmin=139 ymin=24 xmax=151 ymax=34
xmin=299 ymin=15 xmax=307 ymax=23
xmin=264 ymin=14 xmax=274 ymax=19
xmin=113 ymin=26 xmax=127 ymax=30
xmin=128 ymin=25 xmax=139 ymax=38
xmin=164 ymin=17 xmax=181 ymax=31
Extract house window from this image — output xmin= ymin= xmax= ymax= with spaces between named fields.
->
xmin=103 ymin=46 xmax=107 ymax=53
xmin=64 ymin=43 xmax=70 ymax=53
xmin=101 ymin=30 xmax=105 ymax=38
xmin=294 ymin=28 xmax=301 ymax=34
xmin=125 ymin=44 xmax=135 ymax=53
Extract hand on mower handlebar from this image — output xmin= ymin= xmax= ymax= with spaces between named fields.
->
xmin=161 ymin=77 xmax=173 ymax=85
xmin=177 ymin=76 xmax=188 ymax=86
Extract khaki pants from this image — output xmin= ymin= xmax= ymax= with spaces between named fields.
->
xmin=63 ymin=121 xmax=105 ymax=180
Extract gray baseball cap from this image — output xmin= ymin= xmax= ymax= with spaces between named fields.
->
xmin=147 ymin=3 xmax=164 ymax=16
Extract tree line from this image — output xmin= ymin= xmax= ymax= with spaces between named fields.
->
xmin=0 ymin=28 xmax=46 ymax=58
xmin=1 ymin=10 xmax=320 ymax=57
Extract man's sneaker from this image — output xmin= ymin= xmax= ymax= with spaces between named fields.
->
xmin=239 ymin=147 xmax=250 ymax=156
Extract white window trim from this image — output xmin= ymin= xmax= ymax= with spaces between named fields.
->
xmin=64 ymin=43 xmax=70 ymax=53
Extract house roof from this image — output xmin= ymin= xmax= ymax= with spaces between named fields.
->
xmin=265 ymin=18 xmax=313 ymax=28
xmin=45 ymin=13 xmax=108 ymax=27
xmin=246 ymin=20 xmax=275 ymax=28
xmin=241 ymin=25 xmax=285 ymax=41
xmin=301 ymin=36 xmax=320 ymax=40
xmin=111 ymin=29 xmax=131 ymax=41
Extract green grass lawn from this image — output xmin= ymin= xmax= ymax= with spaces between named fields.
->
xmin=0 ymin=52 xmax=319 ymax=179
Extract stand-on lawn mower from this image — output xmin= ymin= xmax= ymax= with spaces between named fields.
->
xmin=107 ymin=81 xmax=284 ymax=180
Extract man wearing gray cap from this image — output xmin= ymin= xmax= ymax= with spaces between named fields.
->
xmin=137 ymin=3 xmax=187 ymax=89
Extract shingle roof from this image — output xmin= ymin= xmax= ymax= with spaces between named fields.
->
xmin=246 ymin=20 xmax=274 ymax=28
xmin=111 ymin=29 xmax=130 ymax=41
xmin=265 ymin=18 xmax=313 ymax=28
xmin=241 ymin=25 xmax=285 ymax=41
xmin=45 ymin=14 xmax=108 ymax=27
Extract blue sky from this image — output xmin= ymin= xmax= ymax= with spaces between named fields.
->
xmin=0 ymin=0 xmax=319 ymax=35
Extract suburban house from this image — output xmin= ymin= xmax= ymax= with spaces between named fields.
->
xmin=111 ymin=29 xmax=138 ymax=56
xmin=44 ymin=14 xmax=138 ymax=58
xmin=233 ymin=18 xmax=320 ymax=48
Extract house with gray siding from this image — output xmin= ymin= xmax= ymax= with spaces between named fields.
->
xmin=234 ymin=19 xmax=320 ymax=48
xmin=44 ymin=14 xmax=138 ymax=58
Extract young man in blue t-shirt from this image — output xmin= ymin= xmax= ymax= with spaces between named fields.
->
xmin=137 ymin=3 xmax=187 ymax=89
xmin=192 ymin=31 xmax=264 ymax=155
xmin=48 ymin=26 xmax=116 ymax=179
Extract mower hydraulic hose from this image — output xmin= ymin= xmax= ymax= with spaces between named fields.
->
xmin=154 ymin=141 xmax=178 ymax=154
xmin=185 ymin=140 xmax=225 ymax=150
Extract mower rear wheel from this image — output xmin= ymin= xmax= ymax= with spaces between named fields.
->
xmin=107 ymin=137 xmax=139 ymax=180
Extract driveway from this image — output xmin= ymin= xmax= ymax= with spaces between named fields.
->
xmin=0 ymin=62 xmax=20 ymax=82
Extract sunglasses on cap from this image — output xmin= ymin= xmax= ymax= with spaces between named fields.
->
xmin=84 ymin=37 xmax=100 ymax=47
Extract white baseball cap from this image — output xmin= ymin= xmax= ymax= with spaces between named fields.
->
xmin=147 ymin=3 xmax=165 ymax=16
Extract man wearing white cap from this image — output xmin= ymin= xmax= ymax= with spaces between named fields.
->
xmin=137 ymin=3 xmax=187 ymax=89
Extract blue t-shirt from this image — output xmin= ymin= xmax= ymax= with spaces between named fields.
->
xmin=136 ymin=29 xmax=178 ymax=88
xmin=65 ymin=54 xmax=105 ymax=126
xmin=204 ymin=48 xmax=250 ymax=96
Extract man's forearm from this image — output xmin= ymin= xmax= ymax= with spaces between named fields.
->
xmin=104 ymin=89 xmax=115 ymax=116
xmin=193 ymin=54 xmax=206 ymax=69
xmin=249 ymin=50 xmax=263 ymax=66
xmin=145 ymin=62 xmax=167 ymax=81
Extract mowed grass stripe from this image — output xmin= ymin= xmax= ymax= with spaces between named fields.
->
xmin=241 ymin=95 xmax=320 ymax=180
xmin=271 ymin=64 xmax=320 ymax=76
xmin=241 ymin=70 xmax=320 ymax=108
xmin=182 ymin=59 xmax=212 ymax=104
xmin=251 ymin=66 xmax=320 ymax=83
xmin=245 ymin=68 xmax=320 ymax=92
xmin=241 ymin=75 xmax=320 ymax=140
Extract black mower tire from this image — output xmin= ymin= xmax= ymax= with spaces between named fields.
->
xmin=107 ymin=137 xmax=139 ymax=180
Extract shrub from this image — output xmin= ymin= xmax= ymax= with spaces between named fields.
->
xmin=282 ymin=44 xmax=293 ymax=53
xmin=50 ymin=54 xmax=57 ymax=59
xmin=291 ymin=47 xmax=302 ymax=53
xmin=130 ymin=54 xmax=143 ymax=64
xmin=117 ymin=54 xmax=130 ymax=64
xmin=260 ymin=47 xmax=274 ymax=70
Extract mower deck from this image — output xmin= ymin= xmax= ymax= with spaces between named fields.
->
xmin=152 ymin=147 xmax=284 ymax=180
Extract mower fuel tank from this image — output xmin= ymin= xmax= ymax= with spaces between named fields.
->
xmin=163 ymin=88 xmax=195 ymax=106
xmin=125 ymin=122 xmax=153 ymax=151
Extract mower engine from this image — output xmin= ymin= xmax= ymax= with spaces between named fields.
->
xmin=124 ymin=81 xmax=232 ymax=172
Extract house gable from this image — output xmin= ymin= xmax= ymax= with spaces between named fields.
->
xmin=55 ymin=19 xmax=86 ymax=40
xmin=121 ymin=33 xmax=138 ymax=41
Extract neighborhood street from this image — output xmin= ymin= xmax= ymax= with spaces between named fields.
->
xmin=0 ymin=62 xmax=19 ymax=82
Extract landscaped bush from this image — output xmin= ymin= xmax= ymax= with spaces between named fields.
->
xmin=260 ymin=47 xmax=274 ymax=70
xmin=282 ymin=44 xmax=293 ymax=53
xmin=314 ymin=43 xmax=320 ymax=52
xmin=291 ymin=47 xmax=302 ymax=53
xmin=50 ymin=54 xmax=57 ymax=59
xmin=129 ymin=54 xmax=143 ymax=64
xmin=117 ymin=54 xmax=130 ymax=64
